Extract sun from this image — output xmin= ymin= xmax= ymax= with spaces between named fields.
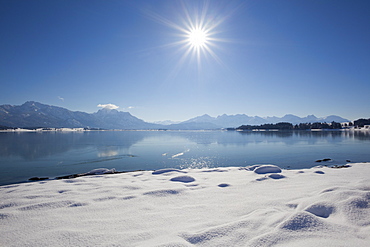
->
xmin=187 ymin=27 xmax=209 ymax=48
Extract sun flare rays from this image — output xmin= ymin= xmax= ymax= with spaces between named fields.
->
xmin=145 ymin=0 xmax=230 ymax=72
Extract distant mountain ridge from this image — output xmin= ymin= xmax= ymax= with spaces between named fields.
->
xmin=0 ymin=101 xmax=161 ymax=129
xmin=152 ymin=120 xmax=181 ymax=125
xmin=180 ymin=113 xmax=350 ymax=128
xmin=0 ymin=101 xmax=350 ymax=130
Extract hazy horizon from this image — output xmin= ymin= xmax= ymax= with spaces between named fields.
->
xmin=1 ymin=0 xmax=369 ymax=122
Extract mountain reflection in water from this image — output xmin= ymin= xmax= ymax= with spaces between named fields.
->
xmin=0 ymin=130 xmax=369 ymax=185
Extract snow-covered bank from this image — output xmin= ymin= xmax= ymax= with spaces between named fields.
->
xmin=0 ymin=127 xmax=86 ymax=132
xmin=1 ymin=163 xmax=370 ymax=246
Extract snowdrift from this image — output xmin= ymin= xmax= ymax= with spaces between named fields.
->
xmin=1 ymin=163 xmax=370 ymax=246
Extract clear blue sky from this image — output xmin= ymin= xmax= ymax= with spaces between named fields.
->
xmin=1 ymin=0 xmax=369 ymax=122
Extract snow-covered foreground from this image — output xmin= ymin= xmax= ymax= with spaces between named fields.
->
xmin=1 ymin=163 xmax=370 ymax=247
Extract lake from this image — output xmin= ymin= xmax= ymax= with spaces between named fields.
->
xmin=1 ymin=130 xmax=370 ymax=185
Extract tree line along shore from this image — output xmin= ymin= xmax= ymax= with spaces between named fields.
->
xmin=231 ymin=118 xmax=370 ymax=131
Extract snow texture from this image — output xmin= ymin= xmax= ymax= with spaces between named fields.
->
xmin=152 ymin=168 xmax=185 ymax=175
xmin=1 ymin=163 xmax=370 ymax=246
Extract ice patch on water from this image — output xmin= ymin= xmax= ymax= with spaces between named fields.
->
xmin=172 ymin=152 xmax=184 ymax=158
xmin=84 ymin=168 xmax=116 ymax=175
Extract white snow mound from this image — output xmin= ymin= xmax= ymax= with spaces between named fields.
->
xmin=252 ymin=164 xmax=282 ymax=174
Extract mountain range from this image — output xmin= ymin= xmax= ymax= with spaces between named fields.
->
xmin=0 ymin=101 xmax=160 ymax=129
xmin=182 ymin=114 xmax=350 ymax=128
xmin=0 ymin=101 xmax=350 ymax=130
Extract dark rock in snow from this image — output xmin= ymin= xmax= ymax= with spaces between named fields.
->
xmin=29 ymin=177 xmax=49 ymax=181
xmin=316 ymin=158 xmax=332 ymax=162
xmin=331 ymin=164 xmax=351 ymax=169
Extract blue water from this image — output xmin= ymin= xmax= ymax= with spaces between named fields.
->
xmin=1 ymin=130 xmax=370 ymax=185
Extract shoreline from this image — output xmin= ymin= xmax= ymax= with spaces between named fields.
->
xmin=26 ymin=162 xmax=356 ymax=183
xmin=1 ymin=127 xmax=370 ymax=132
xmin=2 ymin=157 xmax=369 ymax=187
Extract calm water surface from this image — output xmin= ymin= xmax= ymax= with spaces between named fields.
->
xmin=1 ymin=130 xmax=370 ymax=185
